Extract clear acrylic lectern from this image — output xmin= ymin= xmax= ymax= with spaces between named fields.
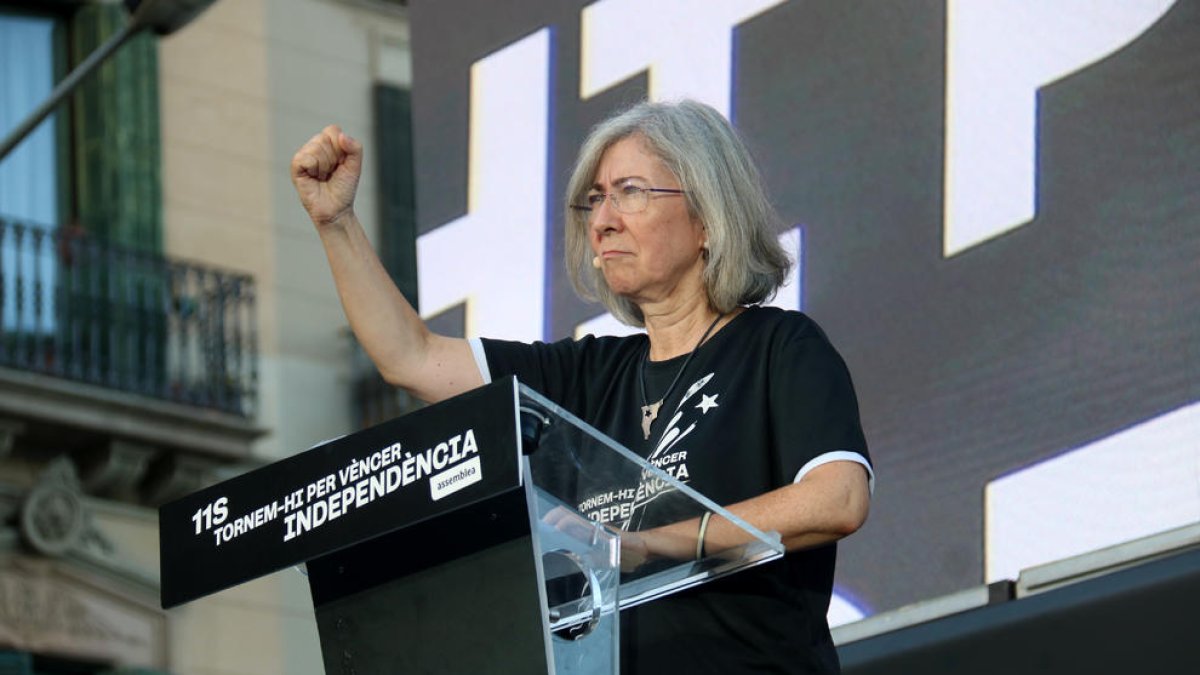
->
xmin=159 ymin=378 xmax=784 ymax=674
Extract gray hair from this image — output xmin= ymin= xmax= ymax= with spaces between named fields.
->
xmin=564 ymin=99 xmax=791 ymax=326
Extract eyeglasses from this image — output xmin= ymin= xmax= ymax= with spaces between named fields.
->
xmin=570 ymin=185 xmax=686 ymax=217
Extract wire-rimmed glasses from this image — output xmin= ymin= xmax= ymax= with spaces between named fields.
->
xmin=570 ymin=185 xmax=686 ymax=218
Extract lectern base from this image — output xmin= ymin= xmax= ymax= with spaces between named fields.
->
xmin=309 ymin=488 xmax=551 ymax=674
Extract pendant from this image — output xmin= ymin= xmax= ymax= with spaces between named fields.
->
xmin=641 ymin=400 xmax=662 ymax=440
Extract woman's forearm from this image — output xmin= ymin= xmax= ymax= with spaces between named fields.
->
xmin=318 ymin=211 xmax=482 ymax=403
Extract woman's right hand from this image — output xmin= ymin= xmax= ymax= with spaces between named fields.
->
xmin=291 ymin=125 xmax=363 ymax=229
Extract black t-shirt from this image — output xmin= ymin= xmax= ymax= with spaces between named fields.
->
xmin=479 ymin=306 xmax=871 ymax=674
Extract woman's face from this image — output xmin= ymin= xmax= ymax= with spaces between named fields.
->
xmin=588 ymin=136 xmax=707 ymax=307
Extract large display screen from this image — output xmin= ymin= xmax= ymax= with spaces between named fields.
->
xmin=407 ymin=0 xmax=1200 ymax=623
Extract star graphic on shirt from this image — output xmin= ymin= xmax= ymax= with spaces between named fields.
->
xmin=696 ymin=393 xmax=719 ymax=414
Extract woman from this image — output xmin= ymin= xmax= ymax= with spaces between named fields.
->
xmin=293 ymin=99 xmax=872 ymax=674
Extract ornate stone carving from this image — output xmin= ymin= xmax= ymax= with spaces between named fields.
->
xmin=18 ymin=459 xmax=110 ymax=559
xmin=19 ymin=481 xmax=84 ymax=557
xmin=77 ymin=439 xmax=156 ymax=499
xmin=141 ymin=452 xmax=219 ymax=506
xmin=0 ymin=559 xmax=165 ymax=668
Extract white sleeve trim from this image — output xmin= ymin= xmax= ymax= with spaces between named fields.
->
xmin=469 ymin=337 xmax=492 ymax=384
xmin=793 ymin=450 xmax=875 ymax=495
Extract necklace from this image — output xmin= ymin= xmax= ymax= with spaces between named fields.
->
xmin=639 ymin=312 xmax=725 ymax=440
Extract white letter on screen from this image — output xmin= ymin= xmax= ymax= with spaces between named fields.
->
xmin=766 ymin=226 xmax=802 ymax=313
xmin=985 ymin=401 xmax=1200 ymax=584
xmin=943 ymin=0 xmax=1176 ymax=257
xmin=580 ymin=0 xmax=786 ymax=117
xmin=417 ymin=29 xmax=550 ymax=340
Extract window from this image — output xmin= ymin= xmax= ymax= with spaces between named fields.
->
xmin=0 ymin=2 xmax=170 ymax=398
xmin=0 ymin=10 xmax=60 ymax=226
xmin=0 ymin=9 xmax=63 ymax=333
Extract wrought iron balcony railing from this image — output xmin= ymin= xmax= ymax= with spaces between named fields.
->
xmin=0 ymin=216 xmax=258 ymax=417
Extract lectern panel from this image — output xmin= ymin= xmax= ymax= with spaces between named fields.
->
xmin=310 ymin=487 xmax=551 ymax=674
xmin=160 ymin=379 xmax=523 ymax=608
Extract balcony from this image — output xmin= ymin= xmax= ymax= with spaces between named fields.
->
xmin=0 ymin=216 xmax=263 ymax=505
xmin=0 ymin=216 xmax=257 ymax=416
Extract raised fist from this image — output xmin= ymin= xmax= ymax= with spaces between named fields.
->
xmin=291 ymin=125 xmax=363 ymax=228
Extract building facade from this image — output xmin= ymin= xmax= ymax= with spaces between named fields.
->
xmin=0 ymin=0 xmax=414 ymax=672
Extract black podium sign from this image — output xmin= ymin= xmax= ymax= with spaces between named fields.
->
xmin=159 ymin=377 xmax=522 ymax=608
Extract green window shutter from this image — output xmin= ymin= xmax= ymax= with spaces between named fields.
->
xmin=374 ymin=83 xmax=418 ymax=309
xmin=67 ymin=5 xmax=166 ymax=392
xmin=70 ymin=4 xmax=161 ymax=252
xmin=359 ymin=83 xmax=421 ymax=424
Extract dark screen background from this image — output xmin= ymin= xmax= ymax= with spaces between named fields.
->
xmin=408 ymin=0 xmax=1200 ymax=615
